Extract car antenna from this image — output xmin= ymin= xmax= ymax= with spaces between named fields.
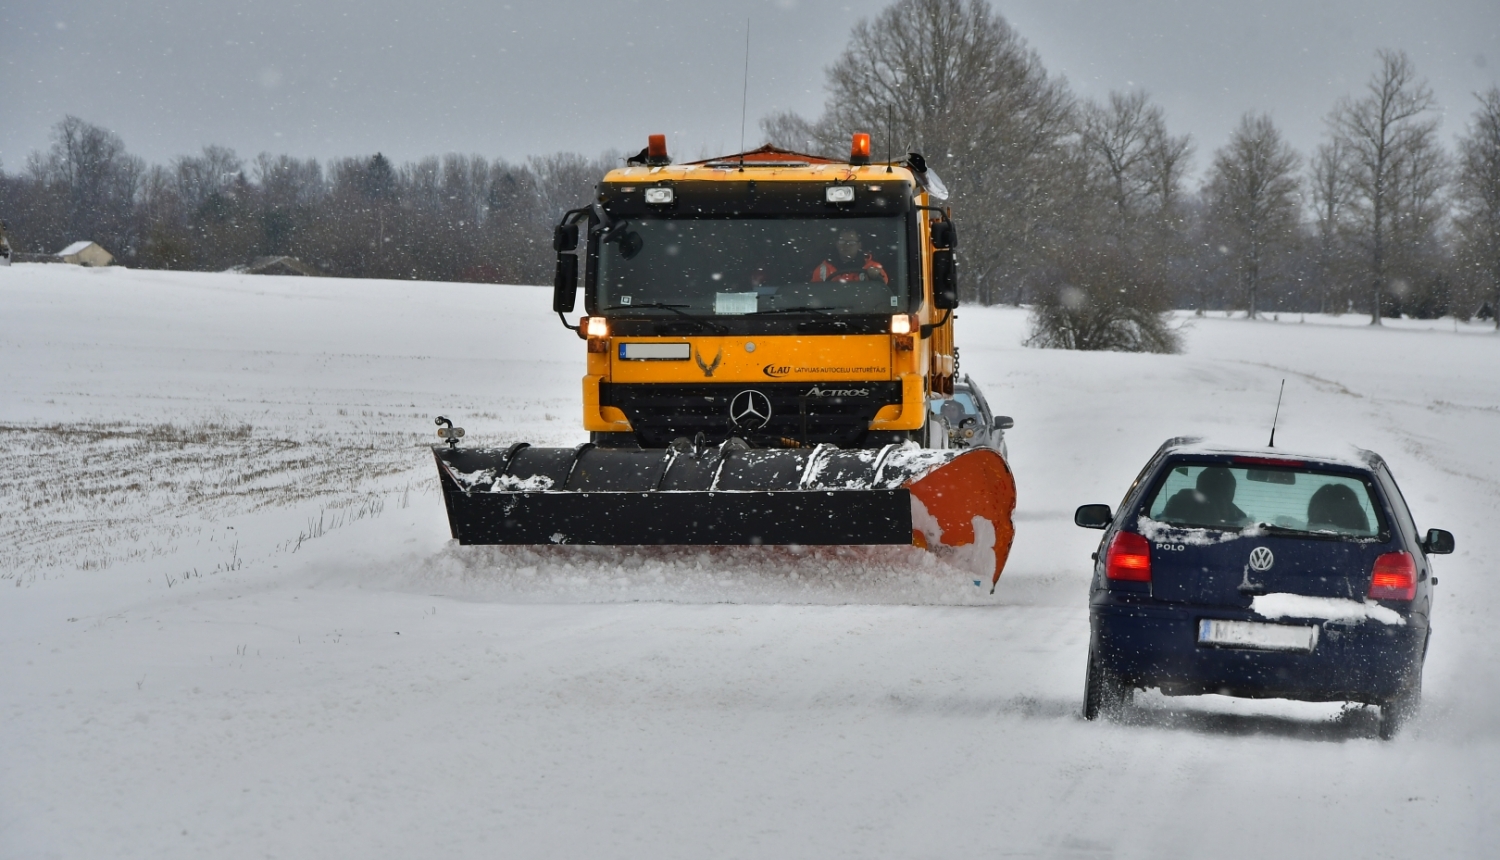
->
xmin=1268 ymin=379 xmax=1285 ymax=447
xmin=738 ymin=18 xmax=750 ymax=173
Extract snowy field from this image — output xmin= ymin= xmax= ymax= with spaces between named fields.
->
xmin=3 ymin=263 xmax=1498 ymax=858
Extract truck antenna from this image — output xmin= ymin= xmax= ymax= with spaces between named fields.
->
xmin=1268 ymin=379 xmax=1285 ymax=447
xmin=739 ymin=18 xmax=750 ymax=172
xmin=886 ymin=104 xmax=893 ymax=173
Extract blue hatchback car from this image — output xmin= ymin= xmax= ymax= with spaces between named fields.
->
xmin=1075 ymin=439 xmax=1454 ymax=738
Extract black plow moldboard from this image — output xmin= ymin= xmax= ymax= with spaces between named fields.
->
xmin=433 ymin=443 xmax=923 ymax=546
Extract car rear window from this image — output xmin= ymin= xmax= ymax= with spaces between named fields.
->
xmin=1145 ymin=462 xmax=1383 ymax=537
xmin=930 ymin=391 xmax=977 ymax=416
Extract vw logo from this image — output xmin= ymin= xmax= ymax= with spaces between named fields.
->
xmin=729 ymin=389 xmax=772 ymax=430
xmin=1248 ymin=546 xmax=1275 ymax=572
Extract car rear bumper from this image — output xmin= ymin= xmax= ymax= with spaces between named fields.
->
xmin=1091 ymin=601 xmax=1425 ymax=704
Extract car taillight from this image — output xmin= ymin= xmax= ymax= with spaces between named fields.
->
xmin=1369 ymin=551 xmax=1417 ymax=601
xmin=1105 ymin=531 xmax=1152 ymax=582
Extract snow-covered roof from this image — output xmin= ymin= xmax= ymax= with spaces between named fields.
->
xmin=1164 ymin=439 xmax=1381 ymax=470
xmin=57 ymin=241 xmax=96 ymax=256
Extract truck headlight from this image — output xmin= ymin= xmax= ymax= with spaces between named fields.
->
xmin=644 ymin=187 xmax=674 ymax=204
xmin=586 ymin=316 xmax=609 ymax=338
xmin=825 ymin=186 xmax=855 ymax=203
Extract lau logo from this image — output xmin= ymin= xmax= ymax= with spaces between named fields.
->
xmin=762 ymin=364 xmax=791 ymax=378
xmin=1248 ymin=546 xmax=1275 ymax=572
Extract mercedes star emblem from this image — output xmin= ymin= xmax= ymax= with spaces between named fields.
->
xmin=1248 ymin=546 xmax=1275 ymax=572
xmin=729 ymin=389 xmax=772 ymax=430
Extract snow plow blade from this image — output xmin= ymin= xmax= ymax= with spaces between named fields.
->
xmin=434 ymin=442 xmax=1017 ymax=587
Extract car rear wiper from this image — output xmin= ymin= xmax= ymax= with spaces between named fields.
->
xmin=1254 ymin=522 xmax=1311 ymax=536
xmin=606 ymin=303 xmax=728 ymax=333
xmin=1251 ymin=522 xmax=1365 ymax=541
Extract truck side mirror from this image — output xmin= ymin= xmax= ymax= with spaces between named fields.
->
xmin=1423 ymin=528 xmax=1454 ymax=555
xmin=553 ymin=223 xmax=579 ymax=312
xmin=932 ymin=249 xmax=958 ymax=309
xmin=993 ymin=416 xmax=1014 ymax=431
xmin=930 ymin=220 xmax=959 ymax=310
xmin=930 ymin=220 xmax=956 ymax=250
xmin=1074 ymin=504 xmax=1113 ymax=529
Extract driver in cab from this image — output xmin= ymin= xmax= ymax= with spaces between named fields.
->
xmin=810 ymin=229 xmax=888 ymax=284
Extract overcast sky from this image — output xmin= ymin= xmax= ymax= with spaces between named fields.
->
xmin=2 ymin=0 xmax=1497 ymax=182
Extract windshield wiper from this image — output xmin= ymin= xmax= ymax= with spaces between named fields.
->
xmin=754 ymin=306 xmax=833 ymax=316
xmin=606 ymin=303 xmax=728 ymax=333
xmin=607 ymin=302 xmax=689 ymax=312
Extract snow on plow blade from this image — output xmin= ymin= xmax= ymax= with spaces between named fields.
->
xmin=434 ymin=442 xmax=1017 ymax=587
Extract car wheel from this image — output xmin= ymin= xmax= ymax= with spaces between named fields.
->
xmin=1378 ymin=668 xmax=1422 ymax=741
xmin=1083 ymin=648 xmax=1129 ymax=721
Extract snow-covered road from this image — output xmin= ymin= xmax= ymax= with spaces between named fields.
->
xmin=3 ymin=265 xmax=1497 ymax=858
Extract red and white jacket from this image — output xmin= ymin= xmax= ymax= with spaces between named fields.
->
xmin=810 ymin=254 xmax=889 ymax=284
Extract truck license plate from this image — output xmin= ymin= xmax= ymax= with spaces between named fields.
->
xmin=618 ymin=342 xmax=691 ymax=361
xmin=1198 ymin=619 xmax=1318 ymax=652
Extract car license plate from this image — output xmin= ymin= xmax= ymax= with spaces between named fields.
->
xmin=1198 ymin=619 xmax=1318 ymax=652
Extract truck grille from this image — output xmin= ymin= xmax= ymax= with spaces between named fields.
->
xmin=601 ymin=381 xmax=904 ymax=448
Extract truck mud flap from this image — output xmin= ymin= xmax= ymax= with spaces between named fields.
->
xmin=434 ymin=441 xmax=1016 ymax=586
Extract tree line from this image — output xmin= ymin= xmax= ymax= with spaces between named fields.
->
xmin=2 ymin=0 xmax=1498 ymax=349
xmin=0 ymin=118 xmax=614 ymax=285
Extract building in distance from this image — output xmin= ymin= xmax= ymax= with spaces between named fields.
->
xmin=56 ymin=241 xmax=114 ymax=267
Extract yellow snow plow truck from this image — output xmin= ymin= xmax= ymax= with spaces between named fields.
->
xmin=433 ymin=133 xmax=1017 ymax=588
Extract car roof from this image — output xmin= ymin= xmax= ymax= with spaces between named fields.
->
xmin=1156 ymin=437 xmax=1385 ymax=472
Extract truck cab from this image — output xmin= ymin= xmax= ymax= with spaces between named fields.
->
xmin=552 ymin=135 xmax=959 ymax=450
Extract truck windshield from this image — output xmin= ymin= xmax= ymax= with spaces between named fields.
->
xmin=1144 ymin=462 xmax=1384 ymax=537
xmin=595 ymin=216 xmax=907 ymax=316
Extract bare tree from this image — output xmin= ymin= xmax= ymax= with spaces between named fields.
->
xmin=1034 ymin=88 xmax=1193 ymax=350
xmin=1328 ymin=49 xmax=1441 ymax=324
xmin=485 ymin=160 xmax=547 ymax=284
xmin=1384 ymin=124 xmax=1449 ymax=316
xmin=1309 ymin=141 xmax=1354 ymax=312
xmin=442 ymin=154 xmax=493 ymax=229
xmin=759 ymin=110 xmax=825 ymax=156
xmin=764 ymin=0 xmax=1074 ymax=304
xmin=1454 ymin=87 xmax=1500 ymax=329
xmin=1077 ymin=90 xmax=1193 ymax=238
xmin=1146 ymin=122 xmax=1195 ymax=228
xmin=134 ymin=164 xmax=188 ymax=268
xmin=26 ymin=116 xmax=144 ymax=255
xmin=252 ymin=153 xmax=325 ymax=210
xmin=247 ymin=154 xmax=325 ymax=259
xmin=528 ymin=152 xmax=618 ymax=225
xmin=1204 ymin=113 xmax=1302 ymax=318
xmin=173 ymin=145 xmax=244 ymax=214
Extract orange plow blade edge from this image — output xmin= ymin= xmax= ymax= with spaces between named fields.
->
xmin=904 ymin=448 xmax=1017 ymax=590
